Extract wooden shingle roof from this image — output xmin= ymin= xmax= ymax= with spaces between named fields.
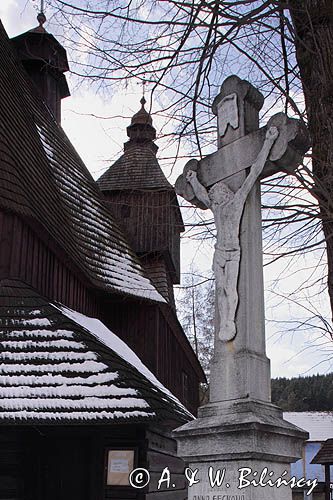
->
xmin=0 ymin=279 xmax=192 ymax=424
xmin=97 ymin=144 xmax=173 ymax=192
xmin=0 ymin=21 xmax=162 ymax=303
xmin=311 ymin=439 xmax=333 ymax=465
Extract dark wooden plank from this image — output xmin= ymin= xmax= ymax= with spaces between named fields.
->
xmin=0 ymin=211 xmax=12 ymax=279
xmin=146 ymin=430 xmax=177 ymax=456
xmin=147 ymin=451 xmax=185 ymax=474
xmin=146 ymin=490 xmax=187 ymax=500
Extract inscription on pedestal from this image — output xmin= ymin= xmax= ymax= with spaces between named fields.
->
xmin=192 ymin=495 xmax=246 ymax=500
xmin=184 ymin=461 xmax=317 ymax=500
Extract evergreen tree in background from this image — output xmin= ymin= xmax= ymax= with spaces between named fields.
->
xmin=272 ymin=373 xmax=333 ymax=411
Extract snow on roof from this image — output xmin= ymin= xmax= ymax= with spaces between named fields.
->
xmin=0 ymin=21 xmax=163 ymax=304
xmin=0 ymin=280 xmax=191 ymax=424
xmin=284 ymin=412 xmax=333 ymax=441
xmin=57 ymin=304 xmax=192 ymax=417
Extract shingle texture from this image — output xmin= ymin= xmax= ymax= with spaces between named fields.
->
xmin=311 ymin=439 xmax=333 ymax=464
xmin=97 ymin=144 xmax=173 ymax=192
xmin=0 ymin=279 xmax=191 ymax=424
xmin=0 ymin=22 xmax=161 ymax=303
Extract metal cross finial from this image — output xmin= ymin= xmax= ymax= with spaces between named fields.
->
xmin=136 ymin=77 xmax=148 ymax=100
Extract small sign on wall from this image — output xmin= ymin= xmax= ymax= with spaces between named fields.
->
xmin=106 ymin=449 xmax=134 ymax=486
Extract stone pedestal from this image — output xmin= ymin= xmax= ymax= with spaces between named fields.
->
xmin=175 ymin=399 xmax=308 ymax=500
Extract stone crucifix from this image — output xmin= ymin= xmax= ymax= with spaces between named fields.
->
xmin=176 ymin=76 xmax=309 ymax=403
xmin=185 ymin=125 xmax=279 ymax=343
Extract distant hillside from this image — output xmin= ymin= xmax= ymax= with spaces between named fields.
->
xmin=272 ymin=373 xmax=333 ymax=411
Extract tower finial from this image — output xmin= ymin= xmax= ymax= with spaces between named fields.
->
xmin=137 ymin=78 xmax=147 ymax=103
xmin=37 ymin=0 xmax=46 ymax=29
xmin=140 ymin=96 xmax=146 ymax=108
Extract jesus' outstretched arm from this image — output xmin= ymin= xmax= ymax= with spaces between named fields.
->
xmin=186 ymin=170 xmax=211 ymax=209
xmin=234 ymin=126 xmax=279 ymax=206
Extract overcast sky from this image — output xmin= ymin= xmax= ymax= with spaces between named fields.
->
xmin=1 ymin=0 xmax=332 ymax=379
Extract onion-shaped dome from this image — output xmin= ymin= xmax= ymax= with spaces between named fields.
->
xmin=126 ymin=96 xmax=156 ymax=145
xmin=131 ymin=97 xmax=153 ymax=126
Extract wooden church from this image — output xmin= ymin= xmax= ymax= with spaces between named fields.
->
xmin=0 ymin=12 xmax=204 ymax=500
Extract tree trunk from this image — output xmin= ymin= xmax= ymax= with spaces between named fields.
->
xmin=288 ymin=0 xmax=333 ymax=325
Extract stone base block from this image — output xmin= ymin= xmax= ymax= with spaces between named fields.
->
xmin=185 ymin=459 xmax=300 ymax=500
xmin=175 ymin=399 xmax=308 ymax=500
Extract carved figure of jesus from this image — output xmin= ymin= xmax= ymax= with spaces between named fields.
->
xmin=186 ymin=126 xmax=279 ymax=342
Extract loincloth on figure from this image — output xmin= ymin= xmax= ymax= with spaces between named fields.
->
xmin=213 ymin=246 xmax=241 ymax=268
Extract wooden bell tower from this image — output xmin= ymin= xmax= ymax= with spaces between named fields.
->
xmin=97 ymin=98 xmax=184 ymax=306
xmin=11 ymin=11 xmax=70 ymax=124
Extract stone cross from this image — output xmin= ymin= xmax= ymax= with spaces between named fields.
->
xmin=175 ymin=75 xmax=309 ymax=404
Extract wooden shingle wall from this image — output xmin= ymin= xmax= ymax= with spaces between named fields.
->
xmin=0 ymin=430 xmax=23 ymax=500
xmin=145 ymin=428 xmax=187 ymax=500
xmin=0 ymin=426 xmax=187 ymax=500
xmin=103 ymin=301 xmax=201 ymax=415
xmin=0 ymin=210 xmax=99 ymax=316
xmin=104 ymin=191 xmax=181 ymax=284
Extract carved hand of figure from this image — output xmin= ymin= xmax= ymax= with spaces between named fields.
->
xmin=266 ymin=126 xmax=279 ymax=141
xmin=186 ymin=170 xmax=197 ymax=183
